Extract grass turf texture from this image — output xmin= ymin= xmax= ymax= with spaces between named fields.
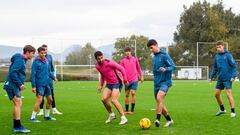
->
xmin=1 ymin=81 xmax=240 ymax=135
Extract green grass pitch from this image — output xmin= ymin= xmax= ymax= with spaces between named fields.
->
xmin=1 ymin=81 xmax=240 ymax=135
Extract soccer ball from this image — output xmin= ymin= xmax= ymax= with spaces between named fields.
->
xmin=139 ymin=118 xmax=151 ymax=129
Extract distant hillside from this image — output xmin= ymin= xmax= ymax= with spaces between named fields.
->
xmin=97 ymin=44 xmax=115 ymax=59
xmin=53 ymin=44 xmax=81 ymax=62
xmin=0 ymin=44 xmax=115 ymax=63
xmin=0 ymin=45 xmax=22 ymax=59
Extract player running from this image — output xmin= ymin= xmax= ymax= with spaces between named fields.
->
xmin=147 ymin=39 xmax=175 ymax=128
xmin=95 ymin=51 xmax=129 ymax=125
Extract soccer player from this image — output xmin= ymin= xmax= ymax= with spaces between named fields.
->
xmin=3 ymin=45 xmax=35 ymax=133
xmin=95 ymin=51 xmax=129 ymax=125
xmin=209 ymin=41 xmax=238 ymax=117
xmin=30 ymin=47 xmax=57 ymax=122
xmin=37 ymin=44 xmax=62 ymax=116
xmin=147 ymin=39 xmax=175 ymax=128
xmin=120 ymin=47 xmax=144 ymax=114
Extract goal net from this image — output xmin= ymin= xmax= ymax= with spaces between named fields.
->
xmin=173 ymin=66 xmax=209 ymax=80
xmin=55 ymin=65 xmax=99 ymax=81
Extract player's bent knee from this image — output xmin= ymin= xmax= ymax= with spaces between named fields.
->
xmin=157 ymin=92 xmax=165 ymax=99
xmin=19 ymin=100 xmax=22 ymax=107
xmin=48 ymin=98 xmax=53 ymax=103
xmin=111 ymin=99 xmax=118 ymax=104
xmin=102 ymin=98 xmax=109 ymax=103
xmin=214 ymin=92 xmax=221 ymax=97
xmin=157 ymin=99 xmax=162 ymax=103
xmin=15 ymin=99 xmax=22 ymax=107
xmin=226 ymin=91 xmax=232 ymax=97
xmin=156 ymin=97 xmax=163 ymax=103
xmin=37 ymin=98 xmax=43 ymax=103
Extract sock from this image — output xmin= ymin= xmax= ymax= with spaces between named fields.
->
xmin=13 ymin=119 xmax=16 ymax=128
xmin=13 ymin=119 xmax=17 ymax=128
xmin=164 ymin=115 xmax=172 ymax=121
xmin=14 ymin=119 xmax=21 ymax=128
xmin=121 ymin=115 xmax=126 ymax=120
xmin=17 ymin=120 xmax=21 ymax=127
xmin=231 ymin=108 xmax=235 ymax=113
xmin=110 ymin=112 xmax=115 ymax=117
xmin=40 ymin=109 xmax=44 ymax=112
xmin=156 ymin=114 xmax=161 ymax=121
xmin=131 ymin=103 xmax=135 ymax=112
xmin=45 ymin=109 xmax=50 ymax=117
xmin=125 ymin=104 xmax=129 ymax=112
xmin=220 ymin=105 xmax=225 ymax=111
xmin=31 ymin=111 xmax=37 ymax=119
xmin=52 ymin=108 xmax=56 ymax=112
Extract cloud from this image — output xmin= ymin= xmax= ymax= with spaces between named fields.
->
xmin=0 ymin=0 xmax=239 ymax=52
xmin=125 ymin=12 xmax=178 ymax=42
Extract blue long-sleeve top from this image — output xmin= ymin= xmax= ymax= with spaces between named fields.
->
xmin=210 ymin=50 xmax=238 ymax=81
xmin=153 ymin=49 xmax=176 ymax=86
xmin=31 ymin=57 xmax=55 ymax=88
xmin=3 ymin=53 xmax=27 ymax=90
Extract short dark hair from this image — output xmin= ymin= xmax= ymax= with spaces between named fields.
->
xmin=216 ymin=41 xmax=224 ymax=46
xmin=94 ymin=51 xmax=103 ymax=59
xmin=37 ymin=47 xmax=46 ymax=53
xmin=23 ymin=45 xmax=36 ymax=54
xmin=147 ymin=39 xmax=158 ymax=47
xmin=42 ymin=44 xmax=48 ymax=48
xmin=124 ymin=47 xmax=132 ymax=52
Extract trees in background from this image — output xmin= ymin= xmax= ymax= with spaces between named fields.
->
xmin=173 ymin=0 xmax=240 ymax=66
xmin=112 ymin=34 xmax=152 ymax=70
xmin=65 ymin=0 xmax=240 ymax=70
xmin=65 ymin=43 xmax=95 ymax=65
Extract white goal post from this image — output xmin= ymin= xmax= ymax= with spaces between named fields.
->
xmin=54 ymin=65 xmax=209 ymax=81
xmin=54 ymin=65 xmax=99 ymax=81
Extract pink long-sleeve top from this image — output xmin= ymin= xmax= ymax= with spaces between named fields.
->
xmin=96 ymin=59 xmax=128 ymax=87
xmin=120 ymin=56 xmax=143 ymax=82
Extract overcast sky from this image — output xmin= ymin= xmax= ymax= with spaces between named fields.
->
xmin=0 ymin=0 xmax=239 ymax=53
